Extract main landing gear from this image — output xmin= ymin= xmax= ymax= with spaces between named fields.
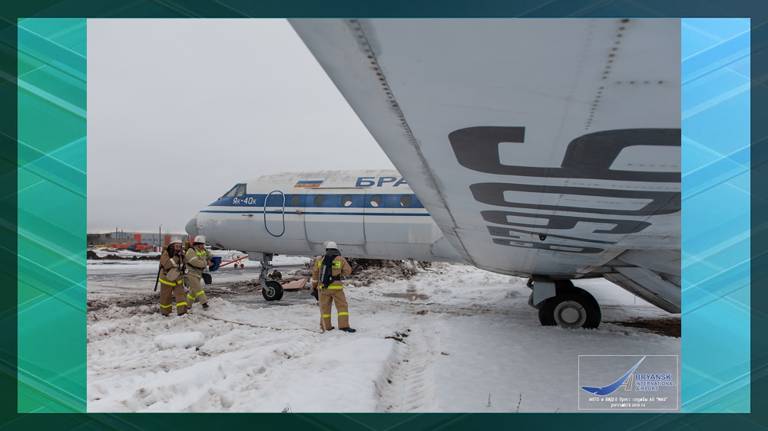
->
xmin=527 ymin=278 xmax=601 ymax=329
xmin=258 ymin=253 xmax=284 ymax=301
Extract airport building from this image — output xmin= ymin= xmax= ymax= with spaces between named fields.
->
xmin=87 ymin=230 xmax=186 ymax=251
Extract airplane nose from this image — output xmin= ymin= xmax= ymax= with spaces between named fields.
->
xmin=185 ymin=216 xmax=199 ymax=237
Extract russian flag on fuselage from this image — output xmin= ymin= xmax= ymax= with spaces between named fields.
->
xmin=294 ymin=179 xmax=324 ymax=188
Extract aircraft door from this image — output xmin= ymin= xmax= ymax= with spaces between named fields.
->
xmin=263 ymin=190 xmax=286 ymax=237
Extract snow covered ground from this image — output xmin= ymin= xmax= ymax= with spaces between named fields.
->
xmin=89 ymin=248 xmax=160 ymax=259
xmin=87 ymin=261 xmax=679 ymax=413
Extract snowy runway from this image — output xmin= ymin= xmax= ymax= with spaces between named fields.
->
xmin=87 ymin=260 xmax=679 ymax=412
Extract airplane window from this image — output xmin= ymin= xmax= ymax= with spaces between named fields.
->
xmin=222 ymin=184 xmax=247 ymax=198
xmin=290 ymin=195 xmax=302 ymax=207
xmin=400 ymin=195 xmax=412 ymax=208
xmin=369 ymin=195 xmax=381 ymax=208
xmin=222 ymin=185 xmax=240 ymax=198
xmin=342 ymin=195 xmax=354 ymax=207
xmin=314 ymin=195 xmax=325 ymax=206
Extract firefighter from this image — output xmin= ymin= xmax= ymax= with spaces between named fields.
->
xmin=311 ymin=241 xmax=355 ymax=332
xmin=158 ymin=240 xmax=188 ymax=316
xmin=185 ymin=235 xmax=211 ymax=309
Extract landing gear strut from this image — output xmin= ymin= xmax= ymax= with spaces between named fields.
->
xmin=258 ymin=253 xmax=284 ymax=301
xmin=529 ymin=278 xmax=601 ymax=329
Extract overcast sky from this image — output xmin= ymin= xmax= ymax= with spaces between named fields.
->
xmin=87 ymin=19 xmax=394 ymax=233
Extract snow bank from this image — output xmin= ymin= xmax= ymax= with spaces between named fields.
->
xmin=154 ymin=332 xmax=205 ymax=350
xmin=271 ymin=255 xmax=312 ymax=266
xmin=90 ymin=249 xmax=160 ymax=259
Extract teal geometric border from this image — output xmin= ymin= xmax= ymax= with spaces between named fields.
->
xmin=2 ymin=4 xmax=762 ymax=428
xmin=17 ymin=18 xmax=86 ymax=413
xmin=681 ymin=18 xmax=750 ymax=413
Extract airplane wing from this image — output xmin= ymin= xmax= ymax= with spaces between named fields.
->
xmin=290 ymin=19 xmax=680 ymax=312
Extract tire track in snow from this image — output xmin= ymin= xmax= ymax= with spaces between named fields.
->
xmin=375 ymin=281 xmax=439 ymax=412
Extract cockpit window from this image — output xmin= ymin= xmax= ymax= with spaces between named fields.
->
xmin=222 ymin=186 xmax=237 ymax=198
xmin=222 ymin=183 xmax=247 ymax=198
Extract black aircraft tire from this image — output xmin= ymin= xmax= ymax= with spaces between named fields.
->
xmin=537 ymin=299 xmax=557 ymax=326
xmin=537 ymin=287 xmax=601 ymax=329
xmin=262 ymin=280 xmax=284 ymax=301
xmin=570 ymin=287 xmax=601 ymax=328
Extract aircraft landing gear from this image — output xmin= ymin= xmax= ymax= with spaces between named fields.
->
xmin=258 ymin=253 xmax=284 ymax=301
xmin=529 ymin=278 xmax=601 ymax=329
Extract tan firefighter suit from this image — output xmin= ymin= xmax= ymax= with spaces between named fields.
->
xmin=185 ymin=245 xmax=210 ymax=307
xmin=158 ymin=248 xmax=187 ymax=316
xmin=312 ymin=255 xmax=353 ymax=330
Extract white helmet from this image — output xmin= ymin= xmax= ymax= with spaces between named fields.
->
xmin=169 ymin=239 xmax=182 ymax=246
xmin=193 ymin=235 xmax=206 ymax=244
xmin=325 ymin=241 xmax=338 ymax=250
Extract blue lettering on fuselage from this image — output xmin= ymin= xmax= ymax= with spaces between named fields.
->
xmin=355 ymin=176 xmax=408 ymax=187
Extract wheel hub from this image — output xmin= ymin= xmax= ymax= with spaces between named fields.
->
xmin=554 ymin=300 xmax=587 ymax=328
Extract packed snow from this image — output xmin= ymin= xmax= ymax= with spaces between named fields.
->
xmin=87 ymin=260 xmax=679 ymax=412
xmin=154 ymin=332 xmax=206 ymax=350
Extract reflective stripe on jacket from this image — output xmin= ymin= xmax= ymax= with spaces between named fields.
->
xmin=185 ymin=247 xmax=210 ymax=276
xmin=159 ymin=251 xmax=183 ymax=282
xmin=312 ymin=255 xmax=352 ymax=289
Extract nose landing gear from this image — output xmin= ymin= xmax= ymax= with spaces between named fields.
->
xmin=258 ymin=253 xmax=284 ymax=301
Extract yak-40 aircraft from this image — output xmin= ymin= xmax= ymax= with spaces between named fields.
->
xmin=186 ymin=19 xmax=680 ymax=329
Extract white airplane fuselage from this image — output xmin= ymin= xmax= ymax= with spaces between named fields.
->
xmin=186 ymin=170 xmax=466 ymax=262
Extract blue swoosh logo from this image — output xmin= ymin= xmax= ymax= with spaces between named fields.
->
xmin=581 ymin=356 xmax=646 ymax=396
